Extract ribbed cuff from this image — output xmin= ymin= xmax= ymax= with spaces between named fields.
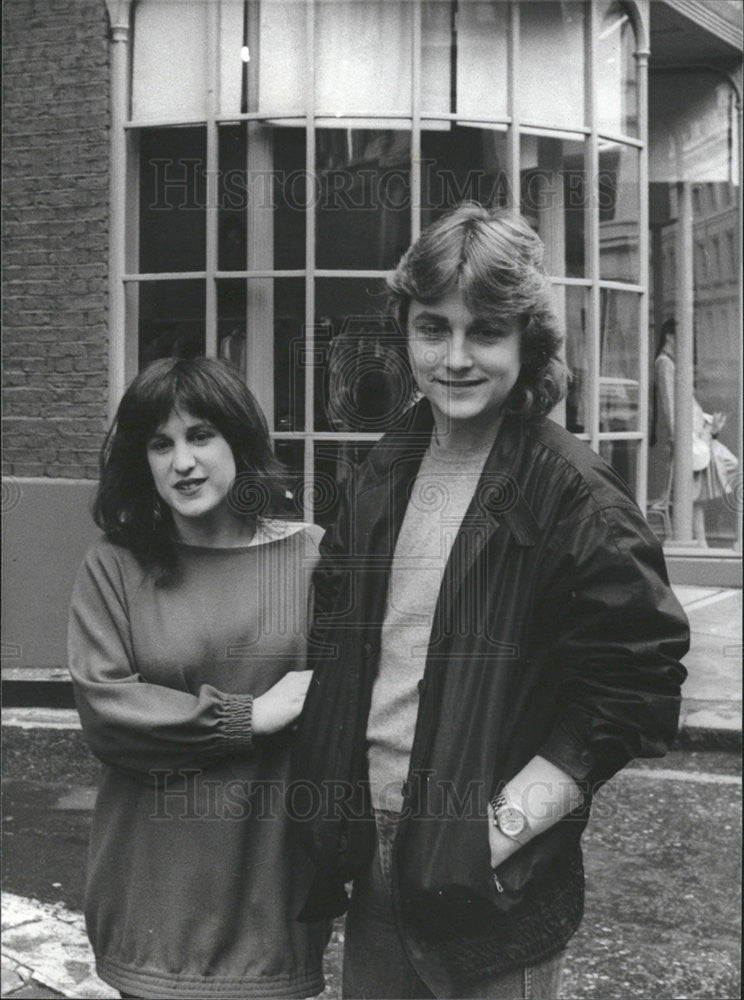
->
xmin=220 ymin=692 xmax=254 ymax=751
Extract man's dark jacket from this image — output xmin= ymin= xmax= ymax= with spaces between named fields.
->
xmin=292 ymin=401 xmax=689 ymax=982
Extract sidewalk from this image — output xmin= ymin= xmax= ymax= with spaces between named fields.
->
xmin=2 ymin=584 xmax=740 ymax=1000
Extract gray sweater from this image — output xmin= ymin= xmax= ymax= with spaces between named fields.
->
xmin=68 ymin=523 xmax=327 ymax=1000
xmin=367 ymin=434 xmax=495 ymax=811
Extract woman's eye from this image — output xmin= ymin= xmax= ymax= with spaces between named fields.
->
xmin=191 ymin=430 xmax=214 ymax=444
xmin=415 ymin=324 xmax=446 ymax=339
xmin=148 ymin=439 xmax=170 ymax=453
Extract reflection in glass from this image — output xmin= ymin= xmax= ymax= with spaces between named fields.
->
xmin=562 ymin=286 xmax=587 ymax=434
xmin=218 ymin=124 xmax=306 ymax=272
xmin=139 ymin=128 xmax=206 ymax=273
xmin=519 ymin=2 xmax=584 ymax=129
xmin=314 ymin=279 xmax=411 ymax=434
xmin=273 ymin=440 xmax=305 ymax=521
xmin=138 ymin=280 xmax=205 ymax=367
xmin=521 ymin=135 xmax=586 ymax=278
xmin=599 ymin=141 xmax=640 ymax=282
xmin=314 ymin=1 xmax=413 ymax=119
xmin=421 ymin=1 xmax=508 ymax=120
xmin=314 ymin=441 xmax=377 ymax=529
xmin=599 ymin=289 xmax=639 ymax=433
xmin=596 ymin=1 xmax=638 ymax=137
xmin=422 ymin=127 xmax=508 ymax=228
xmin=600 ymin=439 xmax=638 ymax=497
xmin=216 ymin=279 xmax=305 ymax=433
xmin=316 ymin=130 xmax=411 ymax=270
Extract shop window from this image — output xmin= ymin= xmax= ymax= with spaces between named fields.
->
xmin=649 ymin=70 xmax=741 ymax=548
xmin=119 ymin=0 xmax=663 ymax=523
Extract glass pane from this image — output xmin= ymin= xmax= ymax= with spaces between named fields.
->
xmin=521 ymin=135 xmax=586 ymax=278
xmin=561 ymin=285 xmax=588 ymax=434
xmin=519 ymin=2 xmax=585 ymax=129
xmin=255 ymin=1 xmax=307 ymax=116
xmin=599 ymin=141 xmax=640 ymax=282
xmin=216 ymin=278 xmax=305 ymax=433
xmin=314 ymin=279 xmax=411 ymax=433
xmin=138 ymin=280 xmax=205 ymax=367
xmin=423 ymin=0 xmax=508 ymax=121
xmin=649 ymin=180 xmax=741 ymax=548
xmin=273 ymin=440 xmax=305 ymax=521
xmin=315 ymin=1 xmax=412 ymax=119
xmin=599 ymin=289 xmax=640 ymax=433
xmin=421 ymin=126 xmax=508 ymax=228
xmin=316 ymin=129 xmax=411 ymax=270
xmin=218 ymin=124 xmax=306 ymax=272
xmin=599 ymin=439 xmax=638 ymax=497
xmin=139 ymin=127 xmax=206 ymax=273
xmin=314 ymin=441 xmax=377 ymax=529
xmin=596 ymin=1 xmax=638 ymax=137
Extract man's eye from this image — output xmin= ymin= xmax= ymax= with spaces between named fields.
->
xmin=472 ymin=327 xmax=506 ymax=342
xmin=415 ymin=324 xmax=446 ymax=338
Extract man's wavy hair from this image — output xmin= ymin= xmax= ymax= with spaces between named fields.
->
xmin=94 ymin=356 xmax=290 ymax=574
xmin=386 ymin=203 xmax=568 ymax=421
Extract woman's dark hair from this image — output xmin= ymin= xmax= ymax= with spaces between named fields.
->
xmin=94 ymin=356 xmax=290 ymax=571
xmin=386 ymin=203 xmax=568 ymax=420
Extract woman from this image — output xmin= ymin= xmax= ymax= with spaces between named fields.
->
xmin=292 ymin=205 xmax=689 ymax=999
xmin=68 ymin=357 xmax=328 ymax=999
xmin=654 ymin=317 xmax=739 ymax=545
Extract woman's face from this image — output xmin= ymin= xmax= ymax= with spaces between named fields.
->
xmin=407 ymin=288 xmax=522 ymax=432
xmin=146 ymin=408 xmax=237 ymax=530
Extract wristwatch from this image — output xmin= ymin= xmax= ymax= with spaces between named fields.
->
xmin=490 ymin=791 xmax=531 ymax=846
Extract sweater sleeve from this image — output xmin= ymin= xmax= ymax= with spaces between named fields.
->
xmin=68 ymin=543 xmax=254 ymax=780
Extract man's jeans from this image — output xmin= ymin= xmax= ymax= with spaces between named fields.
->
xmin=343 ymin=810 xmax=565 ymax=1000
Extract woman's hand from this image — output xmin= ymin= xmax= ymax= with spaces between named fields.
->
xmin=252 ymin=671 xmax=313 ymax=735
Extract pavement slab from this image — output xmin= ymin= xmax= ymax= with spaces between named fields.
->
xmin=0 ymin=895 xmax=115 ymax=1000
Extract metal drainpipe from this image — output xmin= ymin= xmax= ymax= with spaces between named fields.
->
xmin=105 ymin=1 xmax=132 ymax=424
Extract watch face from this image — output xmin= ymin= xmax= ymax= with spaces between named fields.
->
xmin=497 ymin=806 xmax=526 ymax=838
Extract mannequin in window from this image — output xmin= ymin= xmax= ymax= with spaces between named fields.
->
xmin=653 ymin=318 xmax=739 ymax=545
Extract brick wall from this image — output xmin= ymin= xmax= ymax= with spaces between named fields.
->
xmin=2 ymin=0 xmax=110 ymax=479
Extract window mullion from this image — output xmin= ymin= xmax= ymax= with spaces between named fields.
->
xmin=411 ymin=0 xmax=422 ymax=242
xmin=304 ymin=0 xmax=317 ymax=523
xmin=505 ymin=1 xmax=520 ymax=210
xmin=636 ymin=39 xmax=651 ymax=512
xmin=204 ymin=0 xmax=219 ymax=358
xmin=586 ymin=1 xmax=601 ymax=454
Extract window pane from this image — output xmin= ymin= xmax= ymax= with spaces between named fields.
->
xmin=314 ymin=441 xmax=377 ymax=529
xmin=561 ymin=285 xmax=588 ymax=434
xmin=596 ymin=1 xmax=638 ymax=137
xmin=316 ymin=130 xmax=411 ymax=270
xmin=132 ymin=1 xmax=207 ymax=121
xmin=138 ymin=280 xmax=205 ymax=367
xmin=519 ymin=2 xmax=585 ymax=129
xmin=255 ymin=1 xmax=308 ymax=116
xmin=217 ymin=278 xmax=305 ymax=433
xmin=314 ymin=279 xmax=410 ymax=434
xmin=600 ymin=439 xmax=638 ymax=497
xmin=600 ymin=289 xmax=640 ymax=433
xmin=521 ymin=135 xmax=586 ymax=278
xmin=599 ymin=141 xmax=640 ymax=282
xmin=315 ymin=1 xmax=412 ymax=120
xmin=139 ymin=128 xmax=206 ymax=273
xmin=273 ymin=440 xmax=305 ymax=521
xmin=421 ymin=126 xmax=508 ymax=227
xmin=218 ymin=123 xmax=306 ymax=272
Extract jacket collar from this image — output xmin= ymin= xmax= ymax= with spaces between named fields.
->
xmin=361 ymin=399 xmax=540 ymax=549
